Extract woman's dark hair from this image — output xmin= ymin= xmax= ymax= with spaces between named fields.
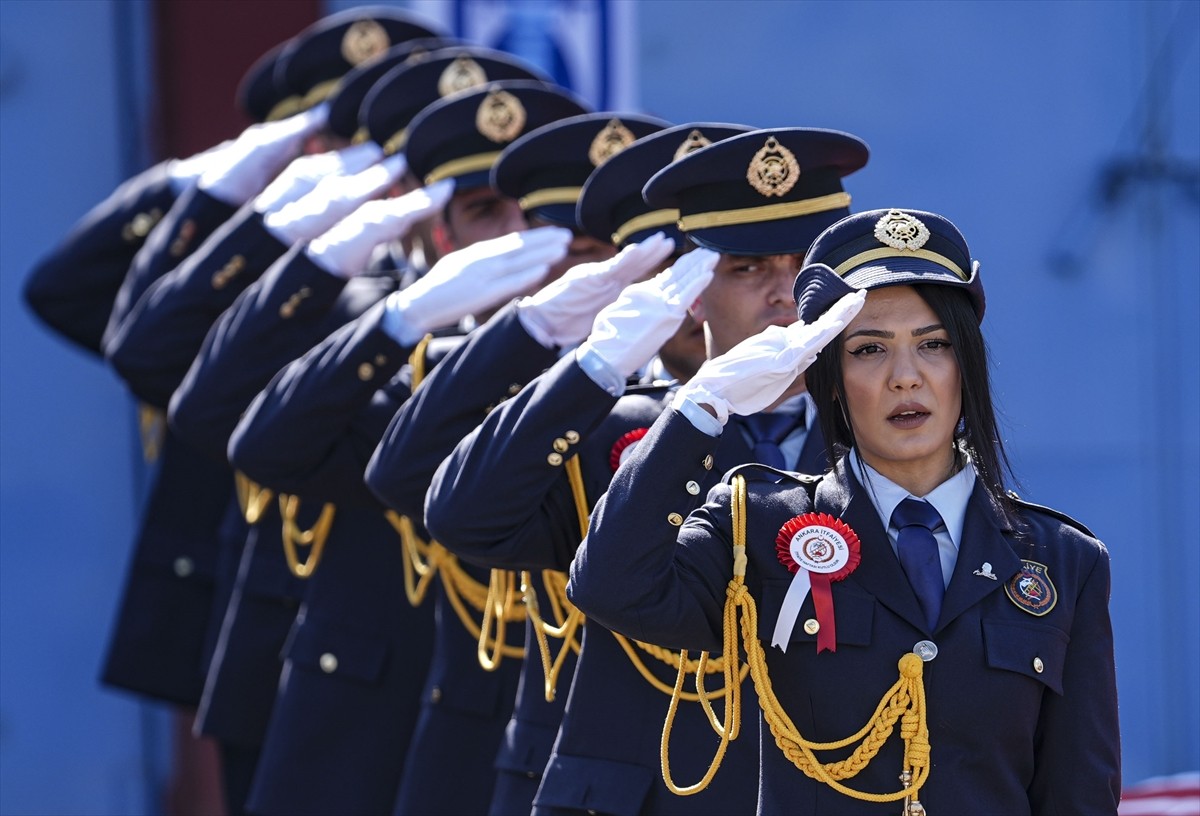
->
xmin=806 ymin=283 xmax=1019 ymax=522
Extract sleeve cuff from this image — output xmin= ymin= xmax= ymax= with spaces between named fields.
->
xmin=381 ymin=295 xmax=426 ymax=347
xmin=515 ymin=301 xmax=560 ymax=350
xmin=575 ymin=343 xmax=627 ymax=397
xmin=674 ymin=396 xmax=724 ymax=437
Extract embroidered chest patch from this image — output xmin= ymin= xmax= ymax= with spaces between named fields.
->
xmin=1004 ymin=559 xmax=1057 ymax=616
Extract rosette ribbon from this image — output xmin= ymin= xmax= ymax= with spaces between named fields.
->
xmin=772 ymin=512 xmax=861 ymax=653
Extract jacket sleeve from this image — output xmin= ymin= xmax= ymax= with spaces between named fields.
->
xmin=568 ymin=406 xmax=736 ymax=653
xmin=167 ymin=245 xmax=353 ymax=461
xmin=1028 ymin=533 xmax=1121 ymax=813
xmin=105 ymin=207 xmax=289 ymax=408
xmin=364 ymin=303 xmax=559 ymax=519
xmin=228 ymin=299 xmax=415 ymax=508
xmin=23 ymin=161 xmax=177 ymax=356
xmin=425 ymin=353 xmax=620 ymax=572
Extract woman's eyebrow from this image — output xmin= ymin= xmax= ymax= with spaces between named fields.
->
xmin=913 ymin=323 xmax=945 ymax=337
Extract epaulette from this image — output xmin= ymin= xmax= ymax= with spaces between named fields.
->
xmin=721 ymin=463 xmax=821 ymax=486
xmin=1006 ymin=490 xmax=1097 ymax=538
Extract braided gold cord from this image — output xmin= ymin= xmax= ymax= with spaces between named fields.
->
xmin=235 ymin=472 xmax=275 ymax=525
xmin=279 ymin=493 xmax=336 ymax=578
xmin=522 ymin=570 xmax=585 ymax=701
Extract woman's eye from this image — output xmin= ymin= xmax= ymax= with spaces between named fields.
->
xmin=848 ymin=343 xmax=882 ymax=356
xmin=921 ymin=339 xmax=952 ymax=351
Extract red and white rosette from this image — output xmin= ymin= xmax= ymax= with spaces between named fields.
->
xmin=609 ymin=428 xmax=649 ymax=472
xmin=772 ymin=512 xmax=861 ymax=653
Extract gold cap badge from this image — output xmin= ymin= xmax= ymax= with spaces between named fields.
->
xmin=746 ymin=136 xmax=800 ymax=198
xmin=341 ymin=20 xmax=391 ymax=66
xmin=438 ymin=56 xmax=488 ymax=97
xmin=874 ymin=209 xmax=930 ymax=251
xmin=673 ymin=129 xmax=712 ymax=162
xmin=476 ymin=88 xmax=526 ymax=143
xmin=588 ymin=119 xmax=636 ymax=167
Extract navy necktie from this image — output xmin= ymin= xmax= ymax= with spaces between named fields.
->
xmin=737 ymin=410 xmax=803 ymax=470
xmin=892 ymin=498 xmax=945 ymax=631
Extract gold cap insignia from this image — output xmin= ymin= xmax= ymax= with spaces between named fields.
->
xmin=673 ymin=129 xmax=712 ymax=162
xmin=588 ymin=119 xmax=637 ymax=167
xmin=746 ymin=136 xmax=801 ymax=198
xmin=341 ymin=20 xmax=391 ymax=66
xmin=874 ymin=209 xmax=930 ymax=251
xmin=438 ymin=56 xmax=488 ymax=97
xmin=476 ymin=88 xmax=526 ymax=143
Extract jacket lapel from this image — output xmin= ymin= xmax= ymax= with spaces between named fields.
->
xmin=934 ymin=483 xmax=1021 ymax=632
xmin=816 ymin=461 xmax=931 ymax=633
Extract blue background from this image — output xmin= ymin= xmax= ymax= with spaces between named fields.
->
xmin=1 ymin=0 xmax=1196 ymax=812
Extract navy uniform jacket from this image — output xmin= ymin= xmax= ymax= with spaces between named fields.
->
xmin=24 ymin=160 xmax=176 ymax=356
xmin=570 ymin=409 xmax=1121 ymax=815
xmin=224 ymin=302 xmax=454 ymax=815
xmin=426 ymin=352 xmax=823 ymax=815
xmin=170 ymin=246 xmax=399 ymax=749
xmin=106 ymin=206 xmax=290 ymax=409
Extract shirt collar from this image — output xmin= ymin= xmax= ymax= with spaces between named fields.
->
xmin=847 ymin=450 xmax=976 ymax=551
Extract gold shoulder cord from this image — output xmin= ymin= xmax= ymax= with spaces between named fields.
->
xmin=235 ymin=472 xmax=274 ymax=524
xmin=138 ymin=404 xmax=165 ymax=463
xmin=676 ymin=474 xmax=932 ymax=809
xmin=388 ymin=335 xmax=524 ymax=665
xmin=540 ymin=454 xmax=745 ymax=708
xmin=279 ymin=493 xmax=336 ymax=579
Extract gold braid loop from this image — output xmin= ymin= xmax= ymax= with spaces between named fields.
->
xmin=477 ymin=568 xmax=527 ymax=670
xmin=138 ymin=404 xmax=165 ymax=463
xmin=670 ymin=474 xmax=932 ymax=804
xmin=235 ymin=471 xmax=275 ymax=525
xmin=522 ymin=570 xmax=585 ymax=701
xmin=279 ymin=493 xmax=336 ymax=579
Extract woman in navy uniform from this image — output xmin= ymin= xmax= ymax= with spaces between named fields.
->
xmin=570 ymin=208 xmax=1120 ymax=814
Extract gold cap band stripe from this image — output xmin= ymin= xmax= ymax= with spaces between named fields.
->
xmin=518 ymin=186 xmax=583 ymax=212
xmin=678 ymin=192 xmax=851 ymax=232
xmin=612 ymin=208 xmax=679 ymax=246
xmin=424 ymin=151 xmax=503 ymax=184
xmin=351 ymin=127 xmax=370 ymax=146
xmin=302 ymin=79 xmax=341 ymax=109
xmin=383 ymin=127 xmax=408 ymax=157
xmin=832 ymin=246 xmax=968 ymax=281
xmin=264 ymin=78 xmax=341 ymax=123
xmin=266 ymin=96 xmax=305 ymax=122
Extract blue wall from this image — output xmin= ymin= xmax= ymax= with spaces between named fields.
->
xmin=0 ymin=1 xmax=1195 ymax=812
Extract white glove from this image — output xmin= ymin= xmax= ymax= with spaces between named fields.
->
xmin=265 ymin=153 xmax=409 ymax=246
xmin=516 ymin=231 xmax=674 ymax=348
xmin=305 ymin=178 xmax=454 ymax=277
xmin=383 ymin=226 xmax=573 ymax=346
xmin=673 ymin=290 xmax=866 ymax=424
xmin=254 ymin=142 xmax=384 ymax=215
xmin=577 ymin=247 xmax=717 ymax=378
xmin=167 ymin=139 xmax=235 ymax=194
xmin=198 ymin=104 xmax=329 ymax=206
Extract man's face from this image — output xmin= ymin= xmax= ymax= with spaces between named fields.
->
xmin=528 ymin=214 xmax=615 ymax=287
xmin=443 ymin=186 xmax=528 ymax=250
xmin=695 ymin=253 xmax=802 ymax=357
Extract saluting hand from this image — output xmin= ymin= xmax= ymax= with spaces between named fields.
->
xmin=198 ymin=104 xmax=330 ymax=206
xmin=516 ymin=231 xmax=675 ymax=348
xmin=305 ymin=178 xmax=454 ymax=277
xmin=674 ymin=290 xmax=866 ymax=424
xmin=577 ymin=246 xmax=718 ymax=378
xmin=265 ymin=151 xmax=409 ymax=246
xmin=253 ymin=141 xmax=383 ymax=217
xmin=382 ymin=226 xmax=573 ymax=346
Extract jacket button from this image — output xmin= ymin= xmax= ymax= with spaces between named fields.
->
xmin=702 ymin=454 xmax=714 ymax=470
xmin=1032 ymin=657 xmax=1044 ymax=674
xmin=172 ymin=557 xmax=194 ymax=578
xmin=553 ymin=438 xmax=569 ymax=453
xmin=685 ymin=480 xmax=700 ymax=495
xmin=319 ymin=653 xmax=338 ymax=673
xmin=430 ymin=686 xmax=442 ymax=703
xmin=803 ymin=618 xmax=820 ymax=635
xmin=913 ymin=640 xmax=938 ymax=662
xmin=358 ymin=362 xmax=375 ymax=380
xmin=667 ymin=513 xmax=683 ymax=526
xmin=547 ymin=453 xmax=563 ymax=466
xmin=374 ymin=354 xmax=388 ymax=366
xmin=565 ymin=431 xmax=580 ymax=444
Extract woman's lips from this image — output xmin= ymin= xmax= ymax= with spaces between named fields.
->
xmin=887 ymin=405 xmax=930 ymax=429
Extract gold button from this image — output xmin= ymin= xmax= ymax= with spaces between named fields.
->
xmin=319 ymin=653 xmax=338 ymax=673
xmin=553 ymin=438 xmax=568 ymax=453
xmin=169 ymin=219 xmax=196 ymax=257
xmin=430 ymin=686 xmax=442 ymax=703
xmin=508 ymin=383 xmax=521 ymax=395
xmin=685 ymin=480 xmax=700 ymax=495
xmin=803 ymin=618 xmax=820 ymax=635
xmin=358 ymin=362 xmax=375 ymax=381
xmin=547 ymin=453 xmax=563 ymax=466
xmin=702 ymin=454 xmax=714 ymax=471
xmin=667 ymin=513 xmax=684 ymax=526
xmin=564 ymin=431 xmax=580 ymax=444
xmin=1032 ymin=657 xmax=1044 ymax=674
xmin=173 ymin=557 xmax=194 ymax=578
xmin=913 ymin=640 xmax=938 ymax=662
xmin=374 ymin=354 xmax=387 ymax=366
xmin=279 ymin=303 xmax=295 ymax=319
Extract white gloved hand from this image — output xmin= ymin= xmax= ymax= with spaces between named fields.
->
xmin=305 ymin=178 xmax=454 ymax=277
xmin=383 ymin=226 xmax=573 ymax=346
xmin=265 ymin=153 xmax=408 ymax=246
xmin=673 ymin=290 xmax=866 ymax=424
xmin=516 ymin=231 xmax=674 ymax=348
xmin=198 ymin=104 xmax=329 ymax=206
xmin=254 ymin=142 xmax=384 ymax=215
xmin=577 ymin=247 xmax=718 ymax=378
xmin=167 ymin=139 xmax=235 ymax=194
